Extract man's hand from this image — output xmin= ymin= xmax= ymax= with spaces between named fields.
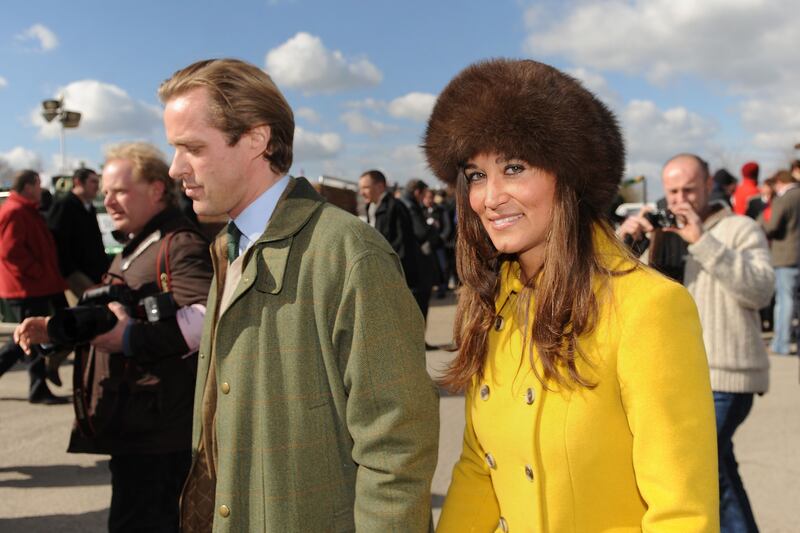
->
xmin=90 ymin=302 xmax=131 ymax=354
xmin=13 ymin=317 xmax=50 ymax=355
xmin=616 ymin=207 xmax=655 ymax=244
xmin=664 ymin=202 xmax=704 ymax=244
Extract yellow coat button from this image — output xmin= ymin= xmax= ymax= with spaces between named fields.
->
xmin=480 ymin=384 xmax=490 ymax=401
xmin=485 ymin=453 xmax=497 ymax=470
xmin=525 ymin=388 xmax=535 ymax=405
xmin=498 ymin=516 xmax=509 ymax=532
xmin=221 ymin=382 xmax=230 ymax=394
xmin=219 ymin=504 xmax=230 ymax=518
xmin=525 ymin=464 xmax=534 ymax=481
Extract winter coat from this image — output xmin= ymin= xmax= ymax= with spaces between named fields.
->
xmin=186 ymin=177 xmax=439 ymax=532
xmin=0 ymin=191 xmax=66 ymax=299
xmin=68 ymin=207 xmax=212 ymax=455
xmin=437 ymin=230 xmax=718 ymax=533
xmin=47 ymin=191 xmax=110 ymax=283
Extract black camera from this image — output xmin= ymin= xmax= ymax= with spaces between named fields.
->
xmin=643 ymin=208 xmax=678 ymax=229
xmin=47 ymin=284 xmax=177 ymax=346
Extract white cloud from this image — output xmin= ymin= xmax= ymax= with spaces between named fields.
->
xmin=622 ymin=99 xmax=718 ymax=163
xmin=524 ymin=0 xmax=798 ymax=91
xmin=344 ymin=98 xmax=385 ymax=112
xmin=0 ymin=76 xmax=7 ymax=89
xmin=293 ymin=126 xmax=343 ymax=161
xmin=266 ymin=32 xmax=382 ymax=93
xmin=0 ymin=146 xmax=42 ymax=172
xmin=387 ymin=92 xmax=437 ymax=122
xmin=17 ymin=23 xmax=59 ymax=52
xmin=31 ymin=80 xmax=162 ymax=140
xmin=295 ymin=107 xmax=321 ymax=123
xmin=390 ymin=144 xmax=431 ymax=182
xmin=340 ymin=110 xmax=395 ymax=137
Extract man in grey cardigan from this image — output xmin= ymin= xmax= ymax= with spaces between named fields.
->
xmin=619 ymin=153 xmax=774 ymax=533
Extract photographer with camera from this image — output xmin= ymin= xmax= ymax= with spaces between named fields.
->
xmin=15 ymin=142 xmax=213 ymax=533
xmin=618 ymin=153 xmax=774 ymax=533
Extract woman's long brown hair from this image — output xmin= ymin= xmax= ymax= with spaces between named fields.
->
xmin=441 ymin=169 xmax=624 ymax=392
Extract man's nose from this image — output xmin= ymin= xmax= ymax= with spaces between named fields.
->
xmin=169 ymin=151 xmax=187 ymax=180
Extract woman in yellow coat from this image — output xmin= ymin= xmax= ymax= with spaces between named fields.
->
xmin=423 ymin=59 xmax=719 ymax=533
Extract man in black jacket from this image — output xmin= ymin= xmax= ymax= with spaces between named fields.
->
xmin=16 ymin=142 xmax=213 ymax=532
xmin=47 ymin=167 xmax=109 ymax=299
xmin=358 ymin=170 xmax=425 ymax=310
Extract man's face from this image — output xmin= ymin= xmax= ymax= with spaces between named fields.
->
xmin=662 ymin=157 xmax=711 ymax=214
xmin=358 ymin=175 xmax=385 ymax=204
xmin=23 ymin=175 xmax=42 ymax=203
xmin=76 ymin=173 xmax=100 ymax=202
xmin=164 ymin=87 xmax=264 ymax=219
xmin=102 ymin=159 xmax=164 ymax=236
xmin=422 ymin=188 xmax=434 ymax=208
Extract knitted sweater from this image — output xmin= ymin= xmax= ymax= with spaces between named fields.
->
xmin=684 ymin=206 xmax=773 ymax=393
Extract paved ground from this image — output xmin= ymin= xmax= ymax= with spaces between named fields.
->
xmin=1 ymin=293 xmax=798 ymax=532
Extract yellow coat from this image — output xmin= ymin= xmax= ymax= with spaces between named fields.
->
xmin=437 ymin=238 xmax=719 ymax=533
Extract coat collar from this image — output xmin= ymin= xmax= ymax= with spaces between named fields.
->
xmin=253 ymin=176 xmax=325 ymax=244
xmin=121 ymin=206 xmax=183 ymax=257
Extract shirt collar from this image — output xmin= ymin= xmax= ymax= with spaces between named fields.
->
xmin=231 ymin=174 xmax=290 ymax=255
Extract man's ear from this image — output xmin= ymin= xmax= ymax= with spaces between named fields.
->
xmin=247 ymin=124 xmax=272 ymax=158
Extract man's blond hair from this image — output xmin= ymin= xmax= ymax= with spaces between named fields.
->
xmin=159 ymin=58 xmax=294 ymax=175
xmin=105 ymin=142 xmax=178 ymax=207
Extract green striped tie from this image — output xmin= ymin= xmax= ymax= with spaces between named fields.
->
xmin=227 ymin=221 xmax=242 ymax=263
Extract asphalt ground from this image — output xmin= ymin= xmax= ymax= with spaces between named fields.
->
xmin=1 ymin=292 xmax=798 ymax=532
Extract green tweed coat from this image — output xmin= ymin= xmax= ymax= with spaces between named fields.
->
xmin=192 ymin=177 xmax=439 ymax=532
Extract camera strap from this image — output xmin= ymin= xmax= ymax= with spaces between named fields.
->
xmin=155 ymin=229 xmax=192 ymax=293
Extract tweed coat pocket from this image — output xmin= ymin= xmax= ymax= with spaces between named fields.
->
xmin=255 ymin=238 xmax=292 ymax=295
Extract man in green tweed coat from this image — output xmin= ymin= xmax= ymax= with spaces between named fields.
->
xmin=160 ymin=58 xmax=439 ymax=532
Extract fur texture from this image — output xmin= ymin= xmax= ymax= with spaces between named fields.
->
xmin=423 ymin=58 xmax=625 ymax=214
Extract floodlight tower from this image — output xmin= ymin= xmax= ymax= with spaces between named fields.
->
xmin=41 ymin=98 xmax=81 ymax=172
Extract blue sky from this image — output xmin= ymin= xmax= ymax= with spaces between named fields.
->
xmin=1 ymin=0 xmax=797 ymax=200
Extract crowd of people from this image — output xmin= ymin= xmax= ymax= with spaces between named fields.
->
xmin=0 ymin=55 xmax=794 ymax=533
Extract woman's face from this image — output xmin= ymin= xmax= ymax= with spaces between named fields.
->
xmin=465 ymin=152 xmax=556 ymax=277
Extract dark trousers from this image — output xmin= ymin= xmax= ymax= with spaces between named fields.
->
xmin=0 ymin=294 xmax=65 ymax=399
xmin=714 ymin=391 xmax=759 ymax=533
xmin=108 ymin=450 xmax=192 ymax=533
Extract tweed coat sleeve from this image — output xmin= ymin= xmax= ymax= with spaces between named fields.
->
xmin=332 ymin=248 xmax=440 ymax=532
xmin=617 ymin=280 xmax=719 ymax=532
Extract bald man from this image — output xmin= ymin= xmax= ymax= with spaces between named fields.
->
xmin=618 ymin=153 xmax=773 ymax=532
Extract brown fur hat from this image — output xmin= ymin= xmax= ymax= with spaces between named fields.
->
xmin=423 ymin=59 xmax=625 ymax=213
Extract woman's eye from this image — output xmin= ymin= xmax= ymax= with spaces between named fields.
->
xmin=464 ymin=171 xmax=485 ymax=183
xmin=505 ymin=164 xmax=525 ymax=174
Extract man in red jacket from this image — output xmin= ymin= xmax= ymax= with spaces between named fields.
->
xmin=0 ymin=169 xmax=68 ymax=403
xmin=733 ymin=161 xmax=760 ymax=216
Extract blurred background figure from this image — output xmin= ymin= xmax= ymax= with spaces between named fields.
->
xmin=0 ymin=170 xmax=68 ymax=404
xmin=733 ymin=161 xmax=760 ymax=216
xmin=47 ymin=167 xmax=110 ymax=303
xmin=758 ymin=170 xmax=800 ymax=356
xmin=711 ymin=168 xmax=737 ymax=208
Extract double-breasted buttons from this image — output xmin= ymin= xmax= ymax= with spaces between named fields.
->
xmin=485 ymin=453 xmax=497 ymax=470
xmin=221 ymin=382 xmax=230 ymax=395
xmin=219 ymin=504 xmax=230 ymax=518
xmin=525 ymin=387 xmax=535 ymax=405
xmin=525 ymin=464 xmax=534 ymax=481
xmin=498 ymin=516 xmax=509 ymax=532
xmin=480 ymin=384 xmax=490 ymax=401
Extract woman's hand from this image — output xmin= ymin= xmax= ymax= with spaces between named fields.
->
xmin=13 ymin=317 xmax=51 ymax=355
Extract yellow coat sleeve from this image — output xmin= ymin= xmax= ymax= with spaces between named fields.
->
xmin=617 ymin=280 xmax=720 ymax=532
xmin=437 ymin=385 xmax=501 ymax=533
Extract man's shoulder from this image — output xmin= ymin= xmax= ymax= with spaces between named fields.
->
xmin=312 ymin=203 xmax=395 ymax=255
